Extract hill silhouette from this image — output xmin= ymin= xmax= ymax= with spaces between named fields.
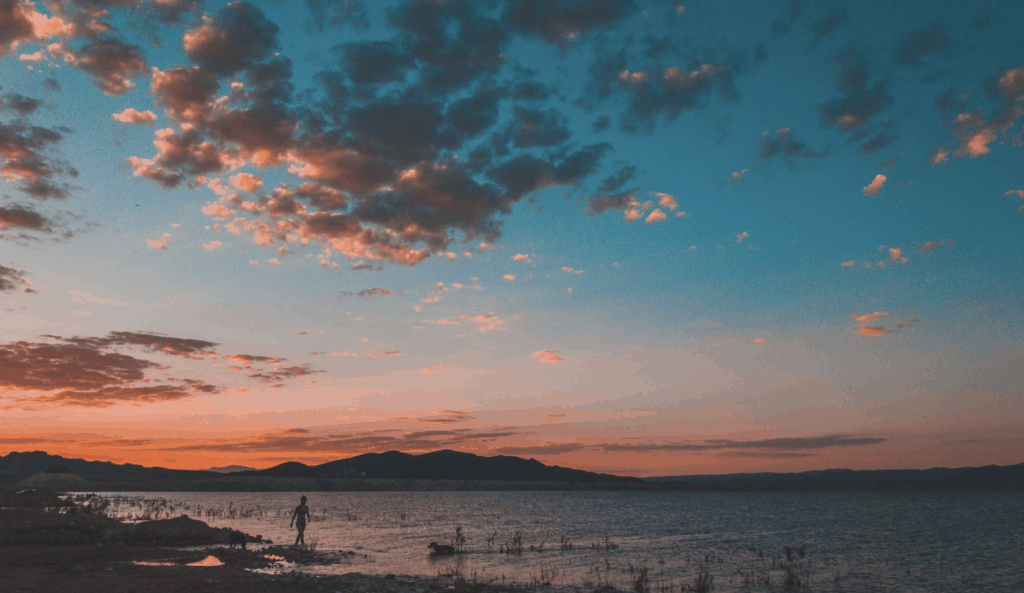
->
xmin=234 ymin=450 xmax=642 ymax=483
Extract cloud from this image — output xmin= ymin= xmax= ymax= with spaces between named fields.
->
xmin=355 ymin=287 xmax=392 ymax=297
xmin=502 ymin=274 xmax=516 ymax=281
xmin=856 ymin=326 xmax=889 ymax=337
xmin=147 ymin=232 xmax=171 ymax=250
xmin=3 ymin=93 xmax=41 ymax=115
xmin=735 ymin=231 xmax=749 ymax=243
xmin=0 ymin=204 xmax=53 ymax=233
xmin=645 ymin=208 xmax=666 ymax=224
xmin=0 ymin=118 xmax=74 ymax=199
xmin=467 ymin=312 xmax=506 ymax=332
xmin=0 ymin=333 xmax=234 ymax=407
xmin=888 ymin=247 xmax=902 ymax=262
xmin=862 ymin=174 xmax=886 ymax=197
xmin=532 ymin=350 xmax=565 ymax=363
xmin=600 ymin=434 xmax=886 ymax=453
xmin=0 ymin=264 xmax=35 ymax=293
xmin=1005 ymin=190 xmax=1024 ymax=199
xmin=60 ymin=39 xmax=149 ymax=96
xmin=841 ymin=260 xmax=855 ymax=267
xmin=727 ymin=169 xmax=748 ymax=186
xmin=920 ymin=240 xmax=946 ymax=252
xmin=932 ymin=65 xmax=1024 ymax=163
xmin=365 ymin=350 xmax=402 ymax=358
xmin=820 ymin=44 xmax=893 ymax=152
xmin=759 ymin=126 xmax=827 ymax=161
xmin=67 ymin=290 xmax=128 ymax=307
xmin=894 ymin=26 xmax=949 ymax=67
xmin=852 ymin=311 xmax=888 ymax=323
xmin=112 ymin=108 xmax=157 ymax=125
xmin=650 ymin=191 xmax=677 ymax=210
xmin=203 ymin=240 xmax=222 ymax=250
xmin=896 ymin=318 xmax=920 ymax=328
xmin=421 ymin=364 xmax=447 ymax=375
xmin=512 ymin=253 xmax=532 ymax=263
xmin=230 ymin=172 xmax=263 ymax=193
xmin=491 ymin=443 xmax=586 ymax=456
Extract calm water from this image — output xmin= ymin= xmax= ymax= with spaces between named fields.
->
xmin=94 ymin=491 xmax=1023 ymax=592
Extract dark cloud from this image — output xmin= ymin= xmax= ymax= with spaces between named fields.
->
xmin=0 ymin=204 xmax=54 ymax=233
xmin=184 ymin=1 xmax=279 ymax=76
xmin=0 ymin=118 xmax=73 ymax=199
xmin=42 ymin=79 xmax=62 ymax=93
xmin=591 ymin=114 xmax=611 ymax=132
xmin=0 ymin=331 xmax=322 ymax=407
xmin=305 ymin=0 xmax=369 ymax=33
xmin=820 ymin=44 xmax=893 ymax=134
xmin=768 ymin=0 xmax=809 ymax=37
xmin=73 ymin=39 xmax=149 ymax=96
xmin=165 ymin=427 xmax=520 ymax=454
xmin=356 ymin=287 xmax=392 ymax=297
xmin=0 ymin=0 xmax=36 ymax=57
xmin=590 ymin=48 xmax=740 ymax=134
xmin=809 ymin=6 xmax=848 ymax=47
xmin=856 ymin=118 xmax=899 ymax=156
xmin=587 ymin=164 xmax=637 ymax=214
xmin=337 ymin=40 xmax=415 ymax=87
xmin=894 ymin=26 xmax=949 ymax=68
xmin=0 ymin=339 xmax=205 ymax=407
xmin=759 ymin=127 xmax=827 ymax=161
xmin=0 ymin=263 xmax=34 ymax=293
xmin=491 ymin=443 xmax=586 ymax=456
xmin=599 ymin=434 xmax=886 ymax=454
xmin=386 ymin=0 xmax=507 ymax=92
xmin=3 ymin=94 xmax=42 ymax=116
xmin=504 ymin=0 xmax=637 ymax=46
xmin=127 ymin=1 xmax=614 ymax=266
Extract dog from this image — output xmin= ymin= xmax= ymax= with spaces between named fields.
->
xmin=428 ymin=542 xmax=456 ymax=555
xmin=228 ymin=530 xmax=247 ymax=550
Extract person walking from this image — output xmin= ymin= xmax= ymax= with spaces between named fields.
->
xmin=290 ymin=495 xmax=311 ymax=546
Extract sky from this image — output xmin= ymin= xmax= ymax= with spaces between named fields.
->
xmin=1 ymin=0 xmax=1023 ymax=476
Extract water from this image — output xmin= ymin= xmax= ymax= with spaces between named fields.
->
xmin=94 ymin=490 xmax=1024 ymax=592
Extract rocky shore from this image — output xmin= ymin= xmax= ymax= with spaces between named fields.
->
xmin=0 ymin=490 xmax=536 ymax=593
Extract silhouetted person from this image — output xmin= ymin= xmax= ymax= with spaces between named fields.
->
xmin=290 ymin=495 xmax=311 ymax=546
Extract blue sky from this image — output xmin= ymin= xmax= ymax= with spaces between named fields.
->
xmin=1 ymin=0 xmax=1023 ymax=474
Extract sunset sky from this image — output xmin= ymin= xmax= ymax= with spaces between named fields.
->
xmin=2 ymin=0 xmax=1023 ymax=476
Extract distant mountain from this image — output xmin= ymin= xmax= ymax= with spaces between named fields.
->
xmin=206 ymin=465 xmax=257 ymax=473
xmin=647 ymin=462 xmax=1024 ymax=489
xmin=234 ymin=450 xmax=643 ymax=483
xmin=0 ymin=451 xmax=213 ymax=482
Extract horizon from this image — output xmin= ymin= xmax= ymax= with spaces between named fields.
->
xmin=2 ymin=0 xmax=1023 ymax=478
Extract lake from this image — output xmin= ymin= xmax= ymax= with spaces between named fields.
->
xmin=94 ymin=490 xmax=1024 ymax=592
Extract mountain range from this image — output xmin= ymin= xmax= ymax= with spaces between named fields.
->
xmin=1 ymin=450 xmax=1021 ymax=490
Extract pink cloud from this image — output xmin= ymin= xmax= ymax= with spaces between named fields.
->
xmin=735 ymin=231 xmax=749 ymax=243
xmin=203 ymin=241 xmax=222 ymax=251
xmin=862 ymin=174 xmax=886 ymax=197
xmin=920 ymin=239 xmax=953 ymax=252
xmin=112 ymin=108 xmax=157 ymax=125
xmin=727 ymin=169 xmax=748 ymax=186
xmin=503 ymin=274 xmax=516 ymax=281
xmin=645 ymin=209 xmax=667 ymax=224
xmin=1004 ymin=190 xmax=1024 ymax=199
xmin=147 ymin=233 xmax=171 ymax=250
xmin=230 ymin=173 xmax=263 ymax=193
xmin=651 ymin=191 xmax=678 ymax=210
xmin=841 ymin=260 xmax=856 ymax=267
xmin=421 ymin=365 xmax=448 ymax=375
xmin=928 ymin=147 xmax=949 ymax=167
xmin=852 ymin=311 xmax=888 ymax=323
xmin=468 ymin=313 xmax=506 ymax=332
xmin=856 ymin=326 xmax=890 ymax=337
xmin=513 ymin=253 xmax=532 ymax=263
xmin=888 ymin=247 xmax=902 ymax=262
xmin=532 ymin=350 xmax=565 ymax=363
xmin=366 ymin=350 xmax=402 ymax=358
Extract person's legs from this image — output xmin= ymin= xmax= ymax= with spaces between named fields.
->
xmin=296 ymin=524 xmax=305 ymax=546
